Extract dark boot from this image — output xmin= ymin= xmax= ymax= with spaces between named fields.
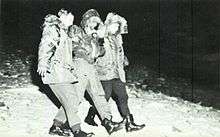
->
xmin=62 ymin=122 xmax=70 ymax=131
xmin=101 ymin=117 xmax=123 ymax=135
xmin=72 ymin=130 xmax=94 ymax=137
xmin=84 ymin=107 xmax=98 ymax=126
xmin=49 ymin=125 xmax=71 ymax=136
xmin=125 ymin=114 xmax=145 ymax=132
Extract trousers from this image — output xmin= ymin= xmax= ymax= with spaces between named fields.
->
xmin=50 ymin=58 xmax=111 ymax=131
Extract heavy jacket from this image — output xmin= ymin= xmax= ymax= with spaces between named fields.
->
xmin=69 ymin=25 xmax=105 ymax=64
xmin=95 ymin=34 xmax=128 ymax=83
xmin=38 ymin=25 xmax=77 ymax=84
xmin=73 ymin=35 xmax=104 ymax=63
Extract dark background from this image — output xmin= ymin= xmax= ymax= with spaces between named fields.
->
xmin=0 ymin=0 xmax=220 ymax=106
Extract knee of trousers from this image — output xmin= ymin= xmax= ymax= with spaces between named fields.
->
xmin=105 ymin=94 xmax=111 ymax=101
xmin=117 ymin=94 xmax=128 ymax=103
xmin=60 ymin=97 xmax=80 ymax=113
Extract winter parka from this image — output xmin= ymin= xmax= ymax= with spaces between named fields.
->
xmin=38 ymin=24 xmax=77 ymax=84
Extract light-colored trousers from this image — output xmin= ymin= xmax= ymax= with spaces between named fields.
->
xmin=50 ymin=58 xmax=111 ymax=130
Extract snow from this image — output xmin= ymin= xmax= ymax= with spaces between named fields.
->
xmin=0 ymin=85 xmax=220 ymax=137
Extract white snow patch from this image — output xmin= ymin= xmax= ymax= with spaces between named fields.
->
xmin=0 ymin=85 xmax=219 ymax=137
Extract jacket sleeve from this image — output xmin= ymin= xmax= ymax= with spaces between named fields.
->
xmin=38 ymin=26 xmax=58 ymax=69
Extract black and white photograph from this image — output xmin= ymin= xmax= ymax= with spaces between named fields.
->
xmin=0 ymin=0 xmax=220 ymax=137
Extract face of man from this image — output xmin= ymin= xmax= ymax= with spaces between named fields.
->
xmin=87 ymin=17 xmax=101 ymax=28
xmin=84 ymin=16 xmax=103 ymax=35
xmin=59 ymin=13 xmax=74 ymax=28
xmin=108 ymin=22 xmax=120 ymax=35
xmin=96 ymin=24 xmax=106 ymax=38
xmin=121 ymin=23 xmax=128 ymax=34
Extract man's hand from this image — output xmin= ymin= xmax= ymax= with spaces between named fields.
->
xmin=124 ymin=56 xmax=129 ymax=66
xmin=37 ymin=67 xmax=48 ymax=77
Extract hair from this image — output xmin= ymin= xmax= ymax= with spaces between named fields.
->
xmin=81 ymin=9 xmax=100 ymax=29
xmin=41 ymin=14 xmax=60 ymax=30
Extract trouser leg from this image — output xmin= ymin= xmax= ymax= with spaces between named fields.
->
xmin=53 ymin=80 xmax=87 ymax=126
xmin=84 ymin=91 xmax=99 ymax=126
xmin=54 ymin=106 xmax=66 ymax=125
xmin=100 ymin=80 xmax=113 ymax=101
xmin=49 ymin=84 xmax=81 ymax=132
xmin=112 ymin=79 xmax=130 ymax=117
xmin=86 ymin=71 xmax=112 ymax=121
xmin=84 ymin=80 xmax=113 ymax=125
xmin=74 ymin=60 xmax=111 ymax=121
xmin=85 ymin=80 xmax=112 ymax=110
xmin=84 ymin=91 xmax=98 ymax=117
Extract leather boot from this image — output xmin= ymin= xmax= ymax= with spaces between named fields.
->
xmin=101 ymin=117 xmax=123 ymax=135
xmin=49 ymin=125 xmax=71 ymax=136
xmin=124 ymin=114 xmax=145 ymax=132
xmin=84 ymin=107 xmax=98 ymax=126
xmin=72 ymin=130 xmax=94 ymax=137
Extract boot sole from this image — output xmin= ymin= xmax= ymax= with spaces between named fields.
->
xmin=126 ymin=125 xmax=146 ymax=132
xmin=49 ymin=131 xmax=71 ymax=136
xmin=108 ymin=125 xmax=124 ymax=135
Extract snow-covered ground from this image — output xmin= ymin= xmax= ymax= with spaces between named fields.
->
xmin=0 ymin=85 xmax=220 ymax=137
